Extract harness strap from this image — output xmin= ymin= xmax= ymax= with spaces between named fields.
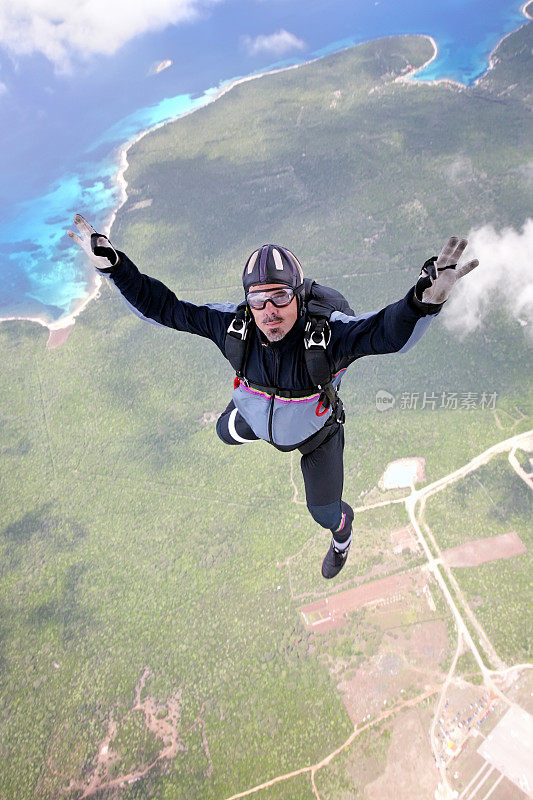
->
xmin=303 ymin=315 xmax=345 ymax=424
xmin=225 ymin=303 xmax=249 ymax=376
xmin=234 ymin=378 xmax=322 ymax=399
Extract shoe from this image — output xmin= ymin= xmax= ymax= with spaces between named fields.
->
xmin=321 ymin=538 xmax=351 ymax=579
xmin=321 ymin=501 xmax=354 ymax=579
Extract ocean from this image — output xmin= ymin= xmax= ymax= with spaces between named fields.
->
xmin=0 ymin=0 xmax=527 ymax=328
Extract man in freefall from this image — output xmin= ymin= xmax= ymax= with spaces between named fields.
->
xmin=68 ymin=215 xmax=478 ymax=578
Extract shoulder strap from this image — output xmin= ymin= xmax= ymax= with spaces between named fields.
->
xmin=303 ymin=300 xmax=345 ymax=424
xmin=302 ymin=277 xmax=334 ymax=386
xmin=304 ymin=315 xmax=332 ymax=388
xmin=225 ymin=302 xmax=251 ymax=376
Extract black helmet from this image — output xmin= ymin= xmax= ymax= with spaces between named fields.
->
xmin=242 ymin=244 xmax=304 ymax=295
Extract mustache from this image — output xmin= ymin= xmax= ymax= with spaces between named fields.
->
xmin=262 ymin=314 xmax=283 ymax=323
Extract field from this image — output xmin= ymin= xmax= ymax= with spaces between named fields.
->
xmin=1 ymin=15 xmax=532 ymax=800
xmin=300 ymin=569 xmax=427 ymax=632
xmin=443 ymin=531 xmax=527 ymax=567
xmin=313 ymin=701 xmax=439 ymax=800
xmin=423 ymin=454 xmax=532 ymax=664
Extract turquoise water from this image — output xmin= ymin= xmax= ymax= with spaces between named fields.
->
xmin=0 ymin=0 xmax=528 ymax=325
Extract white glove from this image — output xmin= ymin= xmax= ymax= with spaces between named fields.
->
xmin=67 ymin=214 xmax=119 ymax=273
xmin=415 ymin=237 xmax=479 ymax=306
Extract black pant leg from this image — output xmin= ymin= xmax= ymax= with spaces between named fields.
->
xmin=299 ymin=424 xmax=345 ymax=530
xmin=216 ymin=400 xmax=259 ymax=445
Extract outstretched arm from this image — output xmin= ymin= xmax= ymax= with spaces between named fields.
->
xmin=67 ymin=214 xmax=235 ymax=349
xmin=330 ymin=237 xmax=479 ymax=361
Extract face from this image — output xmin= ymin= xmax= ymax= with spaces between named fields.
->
xmin=248 ymin=283 xmax=298 ymax=342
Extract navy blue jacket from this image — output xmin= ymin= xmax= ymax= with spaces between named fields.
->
xmin=105 ymin=252 xmax=438 ymax=448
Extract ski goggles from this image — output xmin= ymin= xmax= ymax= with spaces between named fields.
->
xmin=246 ymin=286 xmax=295 ymax=310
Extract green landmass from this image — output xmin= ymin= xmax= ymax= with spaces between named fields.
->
xmin=1 ymin=18 xmax=531 ymax=800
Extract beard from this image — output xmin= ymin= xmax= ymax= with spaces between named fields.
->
xmin=261 ymin=313 xmax=286 ymax=342
xmin=264 ymin=327 xmax=286 ymax=342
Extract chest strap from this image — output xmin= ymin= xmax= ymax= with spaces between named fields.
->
xmin=235 ymin=378 xmax=321 ymax=399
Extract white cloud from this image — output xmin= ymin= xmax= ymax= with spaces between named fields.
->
xmin=0 ymin=0 xmax=221 ymax=73
xmin=0 ymin=81 xmax=7 ymax=96
xmin=442 ymin=219 xmax=533 ymax=341
xmin=243 ymin=29 xmax=305 ymax=57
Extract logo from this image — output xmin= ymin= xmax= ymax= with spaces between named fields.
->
xmin=375 ymin=390 xmax=396 ymax=411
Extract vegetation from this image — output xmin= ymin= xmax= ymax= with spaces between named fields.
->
xmin=424 ymin=455 xmax=532 ymax=664
xmin=0 ymin=20 xmax=531 ymax=800
xmin=424 ymin=454 xmax=532 ymax=550
xmin=250 ymin=774 xmax=316 ymax=800
xmin=456 ymin=651 xmax=484 ymax=684
xmin=314 ymin=722 xmax=394 ymax=800
xmin=454 ymin=557 xmax=531 ymax=664
xmin=515 ymin=447 xmax=532 ymax=472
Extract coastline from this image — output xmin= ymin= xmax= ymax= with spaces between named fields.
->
xmin=396 ymin=34 xmax=475 ymax=90
xmin=0 ymin=266 xmax=101 ymax=347
xmin=2 ymin=5 xmax=530 ymax=347
xmin=394 ymin=34 xmax=440 ymax=86
xmin=0 ymin=61 xmax=304 ymax=348
xmin=397 ymin=1 xmax=531 ymax=88
xmin=473 ymin=0 xmax=532 ymax=83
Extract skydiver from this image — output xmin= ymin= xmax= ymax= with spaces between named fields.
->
xmin=68 ymin=215 xmax=478 ymax=578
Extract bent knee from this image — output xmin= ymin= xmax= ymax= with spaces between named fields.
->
xmin=216 ymin=415 xmax=235 ymax=445
xmin=217 ymin=406 xmax=258 ymax=446
xmin=307 ymin=500 xmax=342 ymax=530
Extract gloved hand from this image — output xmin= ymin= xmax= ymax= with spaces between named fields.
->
xmin=415 ymin=237 xmax=479 ymax=308
xmin=67 ymin=214 xmax=119 ymax=273
xmin=415 ymin=236 xmax=479 ymax=313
